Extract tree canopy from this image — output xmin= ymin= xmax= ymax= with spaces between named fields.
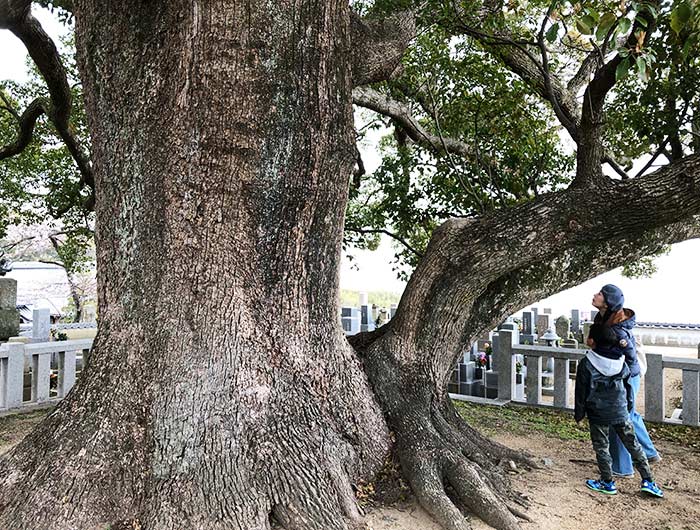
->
xmin=1 ymin=30 xmax=92 ymax=276
xmin=347 ymin=0 xmax=699 ymax=274
xmin=3 ymin=1 xmax=698 ymax=282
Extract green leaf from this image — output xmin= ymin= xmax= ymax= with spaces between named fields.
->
xmin=677 ymin=1 xmax=693 ymax=23
xmin=616 ymin=57 xmax=631 ymax=82
xmin=546 ymin=22 xmax=559 ymax=43
xmin=596 ymin=12 xmax=617 ymax=41
xmin=617 ymin=17 xmax=632 ymax=35
xmin=670 ymin=13 xmax=683 ymax=33
xmin=577 ymin=18 xmax=593 ymax=35
xmin=636 ymin=56 xmax=648 ymax=81
xmin=581 ymin=14 xmax=596 ymax=30
xmin=671 ymin=2 xmax=693 ymax=33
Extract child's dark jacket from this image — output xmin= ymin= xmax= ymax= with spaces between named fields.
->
xmin=574 ymin=352 xmax=633 ymax=425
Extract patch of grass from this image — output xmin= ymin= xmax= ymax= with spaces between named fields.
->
xmin=453 ymin=400 xmax=700 ymax=451
xmin=647 ymin=422 xmax=700 ymax=452
xmin=454 ymin=401 xmax=590 ymax=441
xmin=0 ymin=409 xmax=50 ymax=453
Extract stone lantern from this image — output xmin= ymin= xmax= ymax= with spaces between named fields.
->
xmin=541 ymin=328 xmax=560 ymax=347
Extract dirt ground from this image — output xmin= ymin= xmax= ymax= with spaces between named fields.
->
xmin=2 ymin=405 xmax=699 ymax=530
xmin=0 ymin=408 xmax=46 ymax=456
xmin=366 ymin=426 xmax=700 ymax=530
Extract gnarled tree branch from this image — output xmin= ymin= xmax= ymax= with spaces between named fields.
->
xmin=0 ymin=0 xmax=94 ymax=196
xmin=387 ymin=152 xmax=700 ymax=366
xmin=353 ymin=86 xmax=481 ymax=162
xmin=567 ymin=51 xmax=601 ymax=95
xmin=464 ymin=215 xmax=700 ymax=345
xmin=0 ymin=97 xmax=45 ymax=158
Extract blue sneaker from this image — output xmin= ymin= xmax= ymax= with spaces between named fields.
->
xmin=586 ymin=479 xmax=617 ymax=495
xmin=641 ymin=479 xmax=664 ymax=498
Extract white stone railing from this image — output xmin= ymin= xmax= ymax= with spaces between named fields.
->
xmin=52 ymin=322 xmax=98 ymax=330
xmin=0 ymin=339 xmax=92 ymax=412
xmin=644 ymin=354 xmax=700 ymax=426
xmin=495 ymin=329 xmax=700 ymax=427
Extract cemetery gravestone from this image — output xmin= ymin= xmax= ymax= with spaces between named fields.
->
xmin=522 ymin=311 xmax=533 ymax=335
xmin=535 ymin=314 xmax=551 ymax=336
xmin=571 ymin=309 xmax=580 ymax=334
xmin=32 ymin=308 xmax=51 ymax=343
xmin=359 ymin=293 xmax=375 ymax=333
xmin=0 ymin=277 xmax=19 ymax=341
xmin=555 ymin=316 xmax=570 ymax=341
xmin=341 ymin=307 xmax=360 ymax=335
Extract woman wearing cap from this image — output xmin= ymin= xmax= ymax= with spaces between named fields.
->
xmin=592 ymin=284 xmax=660 ymax=477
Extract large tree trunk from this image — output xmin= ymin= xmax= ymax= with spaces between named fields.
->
xmin=0 ymin=2 xmax=389 ymax=529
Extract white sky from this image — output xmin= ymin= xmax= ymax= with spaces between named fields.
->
xmin=3 ymin=8 xmax=700 ymax=323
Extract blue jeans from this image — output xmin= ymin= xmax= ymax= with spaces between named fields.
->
xmin=609 ymin=374 xmax=658 ymax=475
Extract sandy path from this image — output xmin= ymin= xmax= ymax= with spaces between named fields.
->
xmin=366 ymin=430 xmax=700 ymax=530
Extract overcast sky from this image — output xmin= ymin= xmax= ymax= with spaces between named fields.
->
xmin=3 ymin=8 xmax=700 ymax=323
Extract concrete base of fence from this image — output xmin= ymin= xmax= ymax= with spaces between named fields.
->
xmin=0 ymin=400 xmax=57 ymax=418
xmin=449 ymin=394 xmax=510 ymax=406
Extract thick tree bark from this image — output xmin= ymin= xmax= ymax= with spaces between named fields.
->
xmin=0 ymin=2 xmax=389 ymax=529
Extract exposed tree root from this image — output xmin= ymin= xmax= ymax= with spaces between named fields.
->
xmin=1 ymin=412 xmax=377 ymax=530
xmin=507 ymin=505 xmax=534 ymax=523
xmin=388 ymin=396 xmax=535 ymax=530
